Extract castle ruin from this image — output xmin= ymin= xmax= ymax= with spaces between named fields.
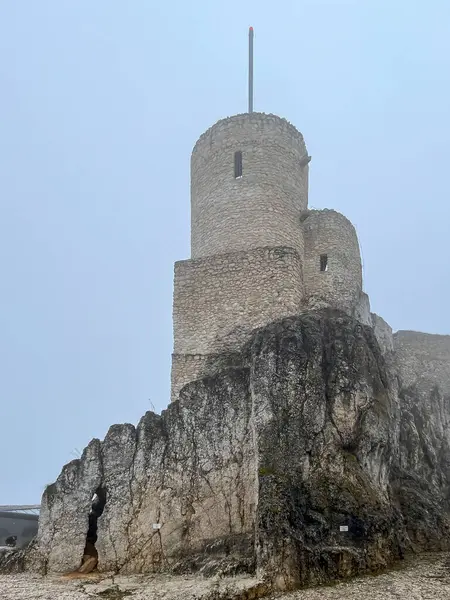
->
xmin=171 ymin=112 xmax=373 ymax=400
xmin=4 ymin=66 xmax=450 ymax=591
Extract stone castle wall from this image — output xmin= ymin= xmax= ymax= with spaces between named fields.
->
xmin=172 ymin=246 xmax=303 ymax=356
xmin=302 ymin=210 xmax=362 ymax=312
xmin=191 ymin=113 xmax=309 ymax=259
xmin=394 ymin=330 xmax=450 ymax=392
xmin=171 ymin=246 xmax=303 ymax=402
xmin=171 ymin=354 xmax=210 ymax=404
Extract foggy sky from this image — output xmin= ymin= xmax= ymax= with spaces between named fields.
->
xmin=1 ymin=0 xmax=449 ymax=503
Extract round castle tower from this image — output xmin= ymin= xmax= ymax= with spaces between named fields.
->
xmin=301 ymin=209 xmax=363 ymax=312
xmin=190 ymin=112 xmax=310 ymax=259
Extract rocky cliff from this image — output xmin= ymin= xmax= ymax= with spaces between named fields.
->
xmin=5 ymin=310 xmax=450 ymax=590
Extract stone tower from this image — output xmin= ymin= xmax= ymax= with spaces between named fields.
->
xmin=171 ymin=112 xmax=366 ymax=400
xmin=190 ymin=113 xmax=310 ymax=258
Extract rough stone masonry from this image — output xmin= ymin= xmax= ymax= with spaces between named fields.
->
xmin=3 ymin=112 xmax=450 ymax=593
xmin=172 ymin=113 xmax=366 ymax=400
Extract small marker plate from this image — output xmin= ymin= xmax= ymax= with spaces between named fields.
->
xmin=152 ymin=523 xmax=162 ymax=530
xmin=340 ymin=525 xmax=349 ymax=532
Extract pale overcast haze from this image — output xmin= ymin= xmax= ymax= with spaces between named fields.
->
xmin=1 ymin=0 xmax=449 ymax=504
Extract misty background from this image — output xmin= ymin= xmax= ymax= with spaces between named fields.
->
xmin=1 ymin=0 xmax=449 ymax=504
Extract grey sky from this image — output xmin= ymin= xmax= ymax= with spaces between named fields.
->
xmin=1 ymin=0 xmax=449 ymax=504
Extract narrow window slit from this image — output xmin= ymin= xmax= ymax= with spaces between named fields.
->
xmin=320 ymin=254 xmax=328 ymax=272
xmin=234 ymin=151 xmax=243 ymax=179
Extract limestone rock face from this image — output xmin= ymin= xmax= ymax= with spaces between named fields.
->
xmin=33 ymin=371 xmax=257 ymax=577
xmin=393 ymin=332 xmax=450 ymax=553
xmin=18 ymin=310 xmax=450 ymax=588
xmin=251 ymin=312 xmax=403 ymax=588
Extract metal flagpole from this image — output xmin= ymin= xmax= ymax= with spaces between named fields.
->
xmin=248 ymin=27 xmax=254 ymax=113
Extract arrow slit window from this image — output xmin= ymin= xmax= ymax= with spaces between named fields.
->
xmin=320 ymin=254 xmax=328 ymax=272
xmin=234 ymin=151 xmax=243 ymax=179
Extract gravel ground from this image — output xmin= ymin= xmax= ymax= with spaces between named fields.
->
xmin=0 ymin=553 xmax=449 ymax=600
xmin=289 ymin=553 xmax=450 ymax=600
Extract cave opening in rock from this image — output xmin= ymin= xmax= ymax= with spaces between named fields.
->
xmin=79 ymin=486 xmax=106 ymax=574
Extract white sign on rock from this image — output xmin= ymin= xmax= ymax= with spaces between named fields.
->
xmin=340 ymin=525 xmax=349 ymax=532
xmin=152 ymin=523 xmax=162 ymax=530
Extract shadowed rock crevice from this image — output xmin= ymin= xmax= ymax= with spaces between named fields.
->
xmin=79 ymin=487 xmax=107 ymax=574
